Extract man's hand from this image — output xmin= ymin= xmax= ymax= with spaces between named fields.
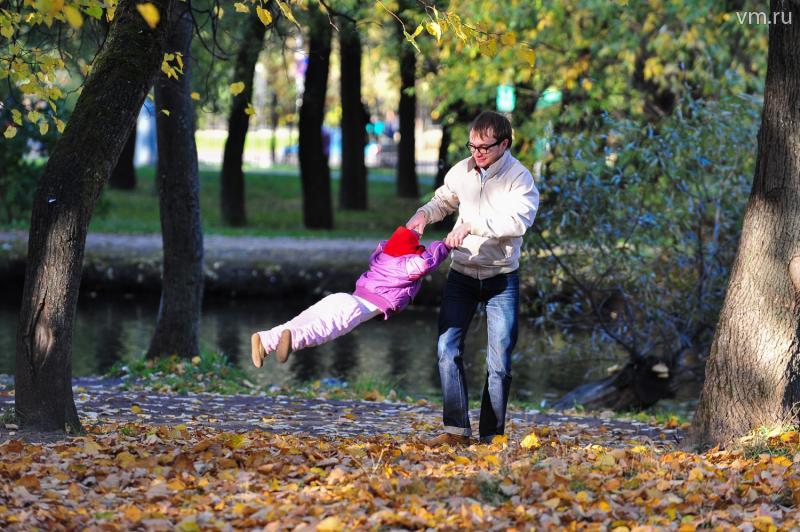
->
xmin=445 ymin=223 xmax=471 ymax=249
xmin=406 ymin=212 xmax=427 ymax=235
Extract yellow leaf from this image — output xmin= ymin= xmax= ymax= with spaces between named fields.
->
xmin=116 ymin=451 xmax=137 ymax=467
xmin=161 ymin=109 xmax=170 ymax=116
xmin=11 ymin=109 xmax=22 ymax=126
xmin=234 ymin=2 xmax=249 ymax=13
xmin=191 ymin=355 xmax=201 ymax=365
xmin=596 ymin=500 xmax=612 ymax=512
xmin=229 ymin=81 xmax=245 ymax=96
xmin=478 ymin=37 xmax=497 ymax=57
xmin=136 ymin=3 xmax=160 ymax=29
xmin=484 ymin=454 xmax=500 ymax=466
xmin=106 ymin=6 xmax=116 ymax=22
xmin=425 ymin=22 xmax=442 ymax=43
xmin=191 ymin=92 xmax=201 ymax=101
xmin=490 ymin=434 xmax=508 ymax=446
xmin=56 ymin=118 xmax=65 ymax=133
xmin=520 ymin=433 xmax=540 ymax=449
xmin=131 ymin=404 xmax=143 ymax=414
xmin=276 ymin=0 xmax=298 ymax=26
xmin=123 ymin=505 xmax=142 ymax=522
xmin=772 ymin=455 xmax=792 ymax=467
xmin=176 ymin=521 xmax=200 ymax=532
xmin=63 ymin=5 xmax=83 ymax=28
xmin=317 ymin=516 xmax=343 ymax=532
xmin=167 ymin=478 xmax=186 ymax=491
xmin=516 ymin=46 xmax=536 ymax=67
xmin=597 ymin=453 xmax=616 ymax=467
xmin=501 ymin=32 xmax=517 ymax=46
xmin=39 ymin=121 xmax=49 ymax=135
xmin=256 ymin=5 xmax=272 ymax=26
xmin=688 ymin=467 xmax=704 ymax=481
xmin=83 ymin=439 xmax=102 ymax=455
xmin=453 ymin=455 xmax=470 ymax=465
xmin=779 ymin=431 xmax=798 ymax=443
xmin=4 ymin=125 xmax=17 ymax=139
xmin=543 ymin=497 xmax=560 ymax=509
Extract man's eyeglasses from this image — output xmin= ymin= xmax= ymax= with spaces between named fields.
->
xmin=465 ymin=139 xmax=502 ymax=155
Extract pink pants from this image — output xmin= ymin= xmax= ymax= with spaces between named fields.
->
xmin=257 ymin=293 xmax=381 ymax=353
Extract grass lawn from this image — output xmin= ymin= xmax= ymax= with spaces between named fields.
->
xmin=88 ymin=165 xmax=446 ymax=240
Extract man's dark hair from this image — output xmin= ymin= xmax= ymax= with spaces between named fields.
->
xmin=470 ymin=111 xmax=513 ymax=149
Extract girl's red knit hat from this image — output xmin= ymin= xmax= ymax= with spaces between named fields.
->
xmin=384 ymin=226 xmax=425 ymax=257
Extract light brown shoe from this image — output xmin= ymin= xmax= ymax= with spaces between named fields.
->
xmin=276 ymin=329 xmax=293 ymax=363
xmin=251 ymin=333 xmax=267 ymax=368
xmin=423 ymin=433 xmax=471 ymax=447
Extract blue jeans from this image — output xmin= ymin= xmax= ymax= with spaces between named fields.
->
xmin=437 ymin=269 xmax=519 ymax=441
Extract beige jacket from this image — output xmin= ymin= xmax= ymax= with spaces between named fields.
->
xmin=416 ymin=150 xmax=539 ymax=280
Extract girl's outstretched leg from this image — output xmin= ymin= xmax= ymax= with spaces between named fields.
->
xmin=252 ymin=293 xmax=380 ymax=366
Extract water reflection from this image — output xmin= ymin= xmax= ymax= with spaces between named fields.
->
xmin=0 ymin=294 xmax=627 ymax=403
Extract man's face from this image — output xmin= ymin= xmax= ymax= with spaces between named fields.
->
xmin=468 ymin=129 xmax=508 ymax=169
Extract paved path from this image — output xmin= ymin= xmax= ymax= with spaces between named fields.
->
xmin=0 ymin=377 xmax=680 ymax=448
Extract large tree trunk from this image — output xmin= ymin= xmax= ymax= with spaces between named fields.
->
xmin=690 ymin=0 xmax=800 ymax=448
xmin=298 ymin=6 xmax=333 ymax=229
xmin=109 ymin=124 xmax=137 ymax=190
xmin=338 ymin=20 xmax=367 ymax=210
xmin=147 ymin=4 xmax=204 ymax=360
xmin=14 ymin=0 xmax=173 ymax=432
xmin=220 ymin=7 xmax=269 ymax=227
xmin=396 ymin=14 xmax=418 ymax=199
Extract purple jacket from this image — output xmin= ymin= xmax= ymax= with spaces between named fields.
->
xmin=353 ymin=240 xmax=450 ymax=319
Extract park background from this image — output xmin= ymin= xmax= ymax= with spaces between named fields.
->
xmin=3 ymin=1 xmax=800 ymax=529
xmin=0 ymin=0 xmax=767 ymax=416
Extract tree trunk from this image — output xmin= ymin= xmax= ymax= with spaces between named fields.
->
xmin=270 ymin=92 xmax=278 ymax=166
xmin=430 ymin=118 xmax=455 ymax=231
xmin=396 ymin=41 xmax=418 ymax=198
xmin=14 ymin=0 xmax=173 ymax=432
xmin=298 ymin=6 xmax=333 ymax=229
xmin=109 ymin=124 xmax=137 ymax=190
xmin=220 ymin=7 xmax=269 ymax=227
xmin=339 ymin=20 xmax=367 ymax=210
xmin=690 ymin=0 xmax=800 ymax=448
xmin=147 ymin=4 xmax=204 ymax=360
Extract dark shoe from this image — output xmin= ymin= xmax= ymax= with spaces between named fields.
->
xmin=276 ymin=329 xmax=293 ymax=363
xmin=251 ymin=333 xmax=267 ymax=368
xmin=423 ymin=433 xmax=471 ymax=447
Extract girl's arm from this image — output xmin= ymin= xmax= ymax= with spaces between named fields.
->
xmin=405 ymin=241 xmax=451 ymax=281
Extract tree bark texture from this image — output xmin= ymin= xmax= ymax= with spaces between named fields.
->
xmin=396 ymin=24 xmax=418 ymax=199
xmin=14 ymin=0 xmax=173 ymax=431
xmin=298 ymin=6 xmax=333 ymax=229
xmin=690 ymin=0 xmax=800 ymax=447
xmin=109 ymin=123 xmax=137 ymax=190
xmin=220 ymin=6 xmax=269 ymax=227
xmin=147 ymin=4 xmax=204 ymax=360
xmin=338 ymin=20 xmax=368 ymax=210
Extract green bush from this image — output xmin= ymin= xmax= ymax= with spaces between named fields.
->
xmin=523 ymin=89 xmax=760 ymax=370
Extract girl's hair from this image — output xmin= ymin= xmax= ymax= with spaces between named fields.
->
xmin=470 ymin=111 xmax=513 ymax=150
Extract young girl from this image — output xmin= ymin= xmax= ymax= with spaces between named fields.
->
xmin=251 ymin=226 xmax=451 ymax=367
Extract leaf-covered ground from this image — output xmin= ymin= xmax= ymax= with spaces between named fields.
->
xmin=1 ymin=380 xmax=798 ymax=530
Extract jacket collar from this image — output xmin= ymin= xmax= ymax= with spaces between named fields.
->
xmin=468 ymin=150 xmax=511 ymax=180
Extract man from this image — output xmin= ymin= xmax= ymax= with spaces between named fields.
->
xmin=406 ymin=111 xmax=539 ymax=445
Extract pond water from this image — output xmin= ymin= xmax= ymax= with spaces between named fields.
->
xmin=0 ymin=293 xmax=628 ymax=406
